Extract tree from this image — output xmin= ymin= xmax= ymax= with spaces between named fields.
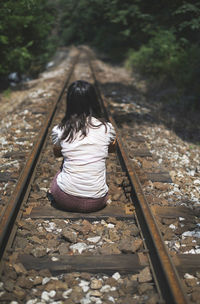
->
xmin=0 ymin=0 xmax=56 ymax=80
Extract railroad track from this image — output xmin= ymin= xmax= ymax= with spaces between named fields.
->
xmin=0 ymin=47 xmax=198 ymax=303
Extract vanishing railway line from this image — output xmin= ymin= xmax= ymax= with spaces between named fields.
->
xmin=0 ymin=47 xmax=199 ymax=303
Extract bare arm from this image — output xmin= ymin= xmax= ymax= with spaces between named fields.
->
xmin=108 ymin=138 xmax=117 ymax=153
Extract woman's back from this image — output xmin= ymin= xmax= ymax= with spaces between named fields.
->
xmin=52 ymin=117 xmax=115 ymax=198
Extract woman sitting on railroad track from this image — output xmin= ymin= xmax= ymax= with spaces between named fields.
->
xmin=49 ymin=80 xmax=116 ymax=212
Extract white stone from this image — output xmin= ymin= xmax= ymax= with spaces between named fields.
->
xmin=46 ymin=61 xmax=54 ymax=68
xmin=70 ymin=242 xmax=88 ymax=254
xmin=80 ymin=298 xmax=91 ymax=304
xmin=169 ymin=224 xmax=176 ymax=230
xmin=100 ymin=285 xmax=111 ymax=292
xmin=41 ymin=290 xmax=56 ymax=301
xmin=179 ymin=217 xmax=185 ymax=221
xmin=79 ymin=280 xmax=90 ymax=292
xmin=90 ymin=297 xmax=102 ymax=304
xmin=182 ymin=230 xmax=200 ymax=238
xmin=26 ymin=300 xmax=38 ymax=304
xmin=82 ymin=285 xmax=90 ymax=292
xmin=42 ymin=277 xmax=51 ymax=285
xmin=188 ymin=249 xmax=196 ymax=254
xmin=51 ymin=257 xmax=59 ymax=261
xmin=102 ymin=275 xmax=108 ymax=279
xmin=41 ymin=291 xmax=50 ymax=301
xmin=112 ymin=272 xmax=121 ymax=280
xmin=175 ymin=242 xmax=180 ymax=249
xmin=107 ymin=224 xmax=115 ymax=228
xmin=108 ymin=296 xmax=115 ymax=303
xmin=62 ymin=288 xmax=72 ymax=299
xmin=184 ymin=273 xmax=195 ymax=279
xmin=40 ymin=187 xmax=48 ymax=192
xmin=49 ymin=290 xmax=56 ymax=297
xmin=87 ymin=236 xmax=101 ymax=243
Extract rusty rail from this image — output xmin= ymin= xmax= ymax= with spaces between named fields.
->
xmin=0 ymin=52 xmax=79 ymax=260
xmin=88 ymin=53 xmax=188 ymax=304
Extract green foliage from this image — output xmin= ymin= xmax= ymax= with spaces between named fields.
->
xmin=125 ymin=30 xmax=181 ymax=76
xmin=59 ymin=0 xmax=134 ymax=57
xmin=174 ymin=44 xmax=200 ymax=98
xmin=3 ymin=88 xmax=11 ymax=98
xmin=174 ymin=3 xmax=200 ymax=31
xmin=0 ymin=0 xmax=57 ymax=78
xmin=126 ymin=30 xmax=200 ymax=106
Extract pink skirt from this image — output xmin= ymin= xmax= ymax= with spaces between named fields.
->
xmin=50 ymin=172 xmax=107 ymax=213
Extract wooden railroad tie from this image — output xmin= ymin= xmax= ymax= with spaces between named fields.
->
xmin=19 ymin=253 xmax=148 ymax=275
xmin=24 ymin=204 xmax=135 ymax=220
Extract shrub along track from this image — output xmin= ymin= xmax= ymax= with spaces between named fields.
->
xmin=0 ymin=47 xmax=192 ymax=304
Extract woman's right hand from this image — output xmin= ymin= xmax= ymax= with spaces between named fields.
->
xmin=108 ymin=138 xmax=117 ymax=153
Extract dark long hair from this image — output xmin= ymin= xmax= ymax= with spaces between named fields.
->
xmin=60 ymin=80 xmax=106 ymax=142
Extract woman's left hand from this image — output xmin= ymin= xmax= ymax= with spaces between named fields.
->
xmin=53 ymin=144 xmax=62 ymax=157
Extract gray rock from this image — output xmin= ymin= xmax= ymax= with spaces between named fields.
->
xmin=131 ymin=224 xmax=139 ymax=237
xmin=58 ymin=243 xmax=69 ymax=254
xmin=99 ymin=243 xmax=121 ymax=255
xmin=146 ymin=294 xmax=160 ymax=304
xmin=90 ymin=279 xmax=103 ymax=290
xmin=138 ymin=267 xmax=152 ymax=283
xmin=62 ymin=228 xmax=77 ymax=243
xmin=4 ymin=280 xmax=15 ymax=292
xmin=90 ymin=290 xmax=102 ymax=297
xmin=119 ymin=238 xmax=142 ymax=253
xmin=16 ymin=276 xmax=33 ymax=289
xmin=70 ymin=286 xmax=84 ymax=303
xmin=31 ymin=246 xmax=46 ymax=257
xmin=138 ymin=283 xmax=154 ymax=294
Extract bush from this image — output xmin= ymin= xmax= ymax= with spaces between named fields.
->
xmin=125 ymin=29 xmax=200 ymax=106
xmin=0 ymin=0 xmax=57 ymax=79
xmin=125 ymin=30 xmax=181 ymax=76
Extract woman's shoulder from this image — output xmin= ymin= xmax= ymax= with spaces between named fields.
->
xmin=52 ymin=124 xmax=64 ymax=135
xmin=91 ymin=117 xmax=116 ymax=140
xmin=91 ymin=117 xmax=114 ymax=128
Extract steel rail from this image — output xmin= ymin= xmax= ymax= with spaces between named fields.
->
xmin=88 ymin=52 xmax=188 ymax=304
xmin=0 ymin=52 xmax=80 ymax=260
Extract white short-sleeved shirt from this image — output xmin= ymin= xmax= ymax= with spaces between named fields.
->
xmin=52 ymin=117 xmax=116 ymax=198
